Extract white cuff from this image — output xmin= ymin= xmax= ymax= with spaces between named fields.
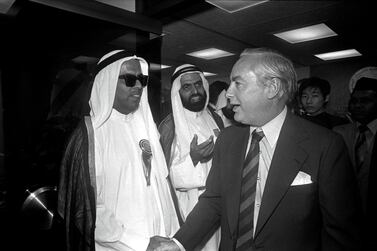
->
xmin=171 ymin=238 xmax=186 ymax=251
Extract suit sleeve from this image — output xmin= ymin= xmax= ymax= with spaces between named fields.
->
xmin=319 ymin=134 xmax=362 ymax=250
xmin=173 ymin=133 xmax=223 ymax=250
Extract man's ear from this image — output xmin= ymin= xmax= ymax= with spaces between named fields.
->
xmin=265 ymin=78 xmax=283 ymax=99
xmin=325 ymin=94 xmax=330 ymax=103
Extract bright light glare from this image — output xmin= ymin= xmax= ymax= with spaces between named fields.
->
xmin=186 ymin=48 xmax=234 ymax=60
xmin=273 ymin=23 xmax=337 ymax=44
xmin=314 ymin=49 xmax=362 ymax=61
xmin=203 ymin=72 xmax=217 ymax=77
xmin=150 ymin=63 xmax=171 ymax=71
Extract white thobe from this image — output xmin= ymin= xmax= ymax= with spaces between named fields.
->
xmin=170 ymin=109 xmax=221 ymax=251
xmin=94 ymin=109 xmax=178 ymax=251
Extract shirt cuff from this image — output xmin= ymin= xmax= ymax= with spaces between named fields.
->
xmin=171 ymin=238 xmax=186 ymax=251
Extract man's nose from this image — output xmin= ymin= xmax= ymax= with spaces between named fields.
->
xmin=226 ymin=84 xmax=234 ymax=98
xmin=134 ymin=80 xmax=143 ymax=89
xmin=192 ymin=85 xmax=199 ymax=94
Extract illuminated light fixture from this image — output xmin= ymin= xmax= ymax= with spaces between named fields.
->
xmin=150 ymin=63 xmax=171 ymax=71
xmin=273 ymin=23 xmax=337 ymax=44
xmin=205 ymin=0 xmax=269 ymax=13
xmin=314 ymin=49 xmax=362 ymax=61
xmin=186 ymin=48 xmax=234 ymax=60
xmin=203 ymin=72 xmax=217 ymax=77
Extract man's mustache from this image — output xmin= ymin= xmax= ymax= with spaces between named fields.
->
xmin=190 ymin=94 xmax=205 ymax=101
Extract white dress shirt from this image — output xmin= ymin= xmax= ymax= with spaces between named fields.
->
xmin=247 ymin=107 xmax=287 ymax=235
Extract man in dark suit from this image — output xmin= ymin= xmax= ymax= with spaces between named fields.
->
xmin=334 ymin=76 xmax=377 ymax=250
xmin=151 ymin=48 xmax=361 ymax=251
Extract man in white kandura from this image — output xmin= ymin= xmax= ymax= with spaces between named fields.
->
xmin=58 ymin=50 xmax=179 ymax=251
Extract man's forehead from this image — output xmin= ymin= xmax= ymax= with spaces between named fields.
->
xmin=352 ymin=89 xmax=377 ymax=98
xmin=180 ymin=72 xmax=201 ymax=84
xmin=303 ymin=86 xmax=322 ymax=94
xmin=120 ymin=59 xmax=142 ymax=74
xmin=231 ymin=57 xmax=257 ymax=78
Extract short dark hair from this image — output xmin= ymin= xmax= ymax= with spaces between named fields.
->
xmin=298 ymin=77 xmax=330 ymax=97
xmin=209 ymin=81 xmax=228 ymax=105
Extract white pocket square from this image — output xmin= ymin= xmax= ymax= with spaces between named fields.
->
xmin=291 ymin=171 xmax=312 ymax=186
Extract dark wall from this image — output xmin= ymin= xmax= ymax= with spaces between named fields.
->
xmin=0 ymin=2 xmax=163 ymax=250
xmin=0 ymin=0 xmax=163 ymax=212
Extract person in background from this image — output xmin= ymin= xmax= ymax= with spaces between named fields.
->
xmin=151 ymin=48 xmax=361 ymax=251
xmin=158 ymin=64 xmax=223 ymax=250
xmin=208 ymin=81 xmax=235 ymax=127
xmin=208 ymin=80 xmax=228 ymax=111
xmin=214 ymin=89 xmax=237 ymax=127
xmin=299 ymin=77 xmax=348 ymax=129
xmin=334 ymin=76 xmax=377 ymax=251
xmin=57 ymin=50 xmax=179 ymax=251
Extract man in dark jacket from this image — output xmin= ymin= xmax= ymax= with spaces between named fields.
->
xmin=152 ymin=48 xmax=361 ymax=251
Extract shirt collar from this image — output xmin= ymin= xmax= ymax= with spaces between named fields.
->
xmin=208 ymin=103 xmax=216 ymax=110
xmin=250 ymin=106 xmax=287 ymax=148
xmin=183 ymin=107 xmax=204 ymax=119
xmin=357 ymin=118 xmax=377 ymax=136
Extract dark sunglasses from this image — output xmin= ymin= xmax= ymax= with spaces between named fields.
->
xmin=118 ymin=74 xmax=149 ymax=87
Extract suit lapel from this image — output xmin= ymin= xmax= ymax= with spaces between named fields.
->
xmin=254 ymin=114 xmax=308 ymax=237
xmin=225 ymin=126 xmax=250 ymax=235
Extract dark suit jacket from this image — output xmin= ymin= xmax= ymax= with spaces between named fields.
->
xmin=333 ymin=122 xmax=376 ymax=250
xmin=174 ymin=113 xmax=362 ymax=251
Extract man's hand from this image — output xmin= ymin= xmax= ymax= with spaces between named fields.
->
xmin=147 ymin=236 xmax=170 ymax=250
xmin=146 ymin=236 xmax=180 ymax=251
xmin=190 ymin=134 xmax=215 ymax=166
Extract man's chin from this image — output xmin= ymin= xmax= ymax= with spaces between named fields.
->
xmin=184 ymin=100 xmax=206 ymax=112
xmin=189 ymin=105 xmax=205 ymax=112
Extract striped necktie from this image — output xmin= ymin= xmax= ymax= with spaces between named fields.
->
xmin=355 ymin=124 xmax=369 ymax=172
xmin=236 ymin=129 xmax=264 ymax=251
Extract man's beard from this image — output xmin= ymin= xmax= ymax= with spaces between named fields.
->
xmin=181 ymin=93 xmax=207 ymax=112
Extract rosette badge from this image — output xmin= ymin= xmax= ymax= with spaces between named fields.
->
xmin=139 ymin=139 xmax=152 ymax=186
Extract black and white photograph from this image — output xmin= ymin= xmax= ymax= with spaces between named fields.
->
xmin=0 ymin=1 xmax=376 ymax=250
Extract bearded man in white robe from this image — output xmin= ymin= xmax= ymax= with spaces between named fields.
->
xmin=158 ymin=64 xmax=223 ymax=250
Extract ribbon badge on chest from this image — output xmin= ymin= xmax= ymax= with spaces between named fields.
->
xmin=139 ymin=139 xmax=152 ymax=186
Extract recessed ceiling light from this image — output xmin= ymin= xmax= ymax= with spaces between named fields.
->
xmin=273 ymin=23 xmax=337 ymax=44
xmin=186 ymin=48 xmax=234 ymax=60
xmin=203 ymin=72 xmax=217 ymax=77
xmin=314 ymin=49 xmax=362 ymax=61
xmin=205 ymin=0 xmax=269 ymax=13
xmin=150 ymin=63 xmax=171 ymax=71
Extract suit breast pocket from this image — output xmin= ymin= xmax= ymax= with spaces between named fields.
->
xmin=288 ymin=182 xmax=316 ymax=196
xmin=284 ymin=183 xmax=317 ymax=211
